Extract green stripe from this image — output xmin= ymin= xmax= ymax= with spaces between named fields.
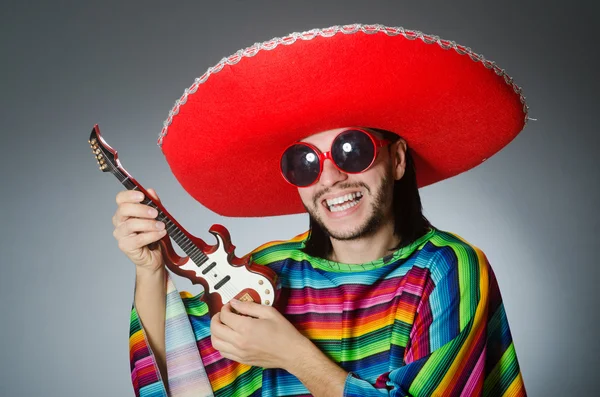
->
xmin=429 ymin=232 xmax=481 ymax=331
xmin=483 ymin=342 xmax=520 ymax=397
xmin=391 ymin=319 xmax=412 ymax=347
xmin=252 ymin=227 xmax=436 ymax=273
xmin=340 ymin=326 xmax=393 ymax=361
xmin=215 ymin=366 xmax=263 ymax=397
xmin=181 ymin=293 xmax=209 ymax=317
xmin=410 ymin=319 xmax=474 ymax=395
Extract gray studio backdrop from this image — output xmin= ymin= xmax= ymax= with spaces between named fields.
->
xmin=1 ymin=1 xmax=598 ymax=396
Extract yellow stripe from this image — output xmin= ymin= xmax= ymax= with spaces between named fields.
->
xmin=129 ymin=330 xmax=145 ymax=346
xmin=395 ymin=305 xmax=418 ymax=325
xmin=211 ymin=363 xmax=253 ymax=391
xmin=341 ymin=315 xmax=396 ymax=338
xmin=300 ymin=312 xmax=397 ymax=340
xmin=431 ymin=247 xmax=489 ymax=393
xmin=180 ymin=291 xmax=195 ymax=299
xmin=504 ymin=372 xmax=525 ymax=397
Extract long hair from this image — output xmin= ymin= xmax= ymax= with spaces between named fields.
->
xmin=302 ymin=128 xmax=432 ymax=258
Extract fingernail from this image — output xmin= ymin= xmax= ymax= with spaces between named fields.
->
xmin=148 ymin=208 xmax=158 ymax=217
xmin=155 ymin=221 xmax=164 ymax=229
xmin=136 ymin=192 xmax=144 ymax=200
xmin=230 ymin=299 xmax=240 ymax=306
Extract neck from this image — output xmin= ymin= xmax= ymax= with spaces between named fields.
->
xmin=327 ymin=220 xmax=401 ymax=264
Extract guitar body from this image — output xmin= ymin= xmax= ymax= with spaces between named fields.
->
xmin=158 ymin=225 xmax=278 ymax=315
xmin=89 ymin=124 xmax=279 ymax=316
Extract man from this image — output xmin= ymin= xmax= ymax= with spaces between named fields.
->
xmin=114 ymin=24 xmax=528 ymax=396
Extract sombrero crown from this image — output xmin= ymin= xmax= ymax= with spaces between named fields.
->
xmin=158 ymin=23 xmax=528 ymax=217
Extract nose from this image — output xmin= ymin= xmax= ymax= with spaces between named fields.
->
xmin=319 ymin=158 xmax=347 ymax=187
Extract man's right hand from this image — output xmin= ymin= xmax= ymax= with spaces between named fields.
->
xmin=112 ymin=188 xmax=167 ymax=273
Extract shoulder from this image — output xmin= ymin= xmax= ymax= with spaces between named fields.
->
xmin=247 ymin=231 xmax=310 ymax=266
xmin=424 ymin=228 xmax=491 ymax=286
xmin=418 ymin=229 xmax=495 ymax=329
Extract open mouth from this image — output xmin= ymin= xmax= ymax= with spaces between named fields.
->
xmin=323 ymin=192 xmax=363 ymax=213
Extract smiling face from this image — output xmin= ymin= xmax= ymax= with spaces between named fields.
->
xmin=296 ymin=127 xmax=406 ymax=241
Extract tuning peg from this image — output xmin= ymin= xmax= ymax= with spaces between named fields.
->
xmin=91 ymin=138 xmax=97 ymax=144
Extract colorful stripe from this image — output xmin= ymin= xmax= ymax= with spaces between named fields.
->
xmin=129 ymin=227 xmax=527 ymax=396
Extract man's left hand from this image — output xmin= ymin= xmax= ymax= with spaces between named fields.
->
xmin=210 ymin=299 xmax=309 ymax=370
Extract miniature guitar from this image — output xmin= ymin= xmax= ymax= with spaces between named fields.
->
xmin=89 ymin=124 xmax=278 ymax=315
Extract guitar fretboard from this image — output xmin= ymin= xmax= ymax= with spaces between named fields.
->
xmin=114 ymin=170 xmax=209 ymax=266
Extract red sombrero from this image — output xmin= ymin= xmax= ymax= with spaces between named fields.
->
xmin=158 ymin=23 xmax=528 ymax=217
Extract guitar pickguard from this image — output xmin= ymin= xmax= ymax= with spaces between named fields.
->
xmin=179 ymin=233 xmax=274 ymax=305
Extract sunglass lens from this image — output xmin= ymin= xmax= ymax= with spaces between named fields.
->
xmin=281 ymin=144 xmax=320 ymax=187
xmin=331 ymin=129 xmax=376 ymax=173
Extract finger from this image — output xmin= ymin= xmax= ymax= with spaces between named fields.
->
xmin=211 ymin=312 xmax=240 ymax=341
xmin=146 ymin=188 xmax=161 ymax=203
xmin=113 ymin=218 xmax=166 ymax=239
xmin=210 ymin=334 xmax=239 ymax=356
xmin=212 ymin=338 xmax=243 ymax=363
xmin=117 ymin=230 xmax=167 ymax=252
xmin=114 ymin=191 xmax=143 ymax=227
xmin=229 ymin=299 xmax=273 ymax=319
xmin=219 ymin=352 xmax=243 ymax=363
xmin=220 ymin=303 xmax=253 ymax=330
xmin=116 ymin=190 xmax=145 ymax=205
xmin=114 ymin=202 xmax=159 ymax=227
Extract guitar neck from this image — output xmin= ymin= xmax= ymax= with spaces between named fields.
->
xmin=90 ymin=125 xmax=279 ymax=311
xmin=112 ymin=168 xmax=210 ymax=266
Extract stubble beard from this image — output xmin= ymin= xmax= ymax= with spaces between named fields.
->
xmin=305 ymin=172 xmax=395 ymax=241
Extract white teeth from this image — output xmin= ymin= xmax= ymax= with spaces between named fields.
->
xmin=330 ymin=200 xmax=359 ymax=212
xmin=325 ymin=192 xmax=363 ymax=212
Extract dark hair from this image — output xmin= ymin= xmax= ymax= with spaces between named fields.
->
xmin=302 ymin=128 xmax=432 ymax=258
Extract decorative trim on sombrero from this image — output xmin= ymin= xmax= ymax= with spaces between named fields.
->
xmin=157 ymin=23 xmax=528 ymax=147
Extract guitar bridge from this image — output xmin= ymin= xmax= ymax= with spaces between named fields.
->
xmin=238 ymin=293 xmax=254 ymax=302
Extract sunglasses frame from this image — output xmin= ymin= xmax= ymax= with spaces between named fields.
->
xmin=280 ymin=128 xmax=391 ymax=188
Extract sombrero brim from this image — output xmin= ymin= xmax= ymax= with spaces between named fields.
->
xmin=159 ymin=24 xmax=528 ymax=217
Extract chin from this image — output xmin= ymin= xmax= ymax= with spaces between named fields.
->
xmin=322 ymin=215 xmax=378 ymax=241
xmin=327 ymin=228 xmax=365 ymax=241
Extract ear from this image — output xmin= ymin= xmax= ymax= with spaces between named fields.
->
xmin=391 ymin=139 xmax=407 ymax=181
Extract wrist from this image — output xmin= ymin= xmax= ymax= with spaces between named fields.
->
xmin=135 ymin=265 xmax=165 ymax=280
xmin=285 ymin=338 xmax=347 ymax=397
xmin=283 ymin=335 xmax=313 ymax=374
xmin=286 ymin=337 xmax=345 ymax=377
xmin=133 ymin=266 xmax=167 ymax=307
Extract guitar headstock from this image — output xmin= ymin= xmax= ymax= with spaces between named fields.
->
xmin=89 ymin=124 xmax=119 ymax=174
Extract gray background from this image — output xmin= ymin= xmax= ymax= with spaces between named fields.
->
xmin=1 ymin=0 xmax=598 ymax=395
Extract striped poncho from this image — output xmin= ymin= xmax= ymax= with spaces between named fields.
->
xmin=129 ymin=227 xmax=527 ymax=396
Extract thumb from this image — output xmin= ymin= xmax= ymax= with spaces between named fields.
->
xmin=230 ymin=299 xmax=271 ymax=319
xmin=146 ymin=188 xmax=161 ymax=203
